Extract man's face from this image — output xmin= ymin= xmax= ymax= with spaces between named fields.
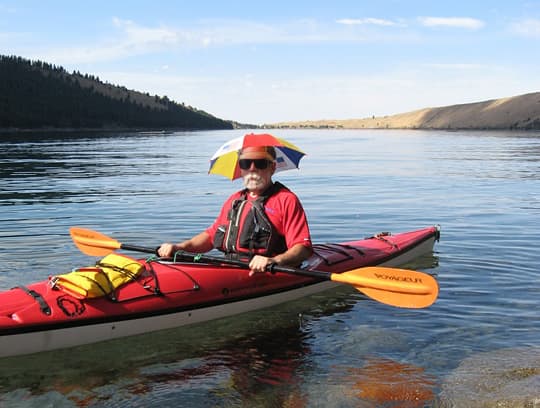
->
xmin=238 ymin=151 xmax=276 ymax=194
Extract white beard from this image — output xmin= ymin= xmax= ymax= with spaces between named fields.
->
xmin=243 ymin=173 xmax=269 ymax=193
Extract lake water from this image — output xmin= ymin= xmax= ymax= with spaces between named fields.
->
xmin=0 ymin=129 xmax=539 ymax=407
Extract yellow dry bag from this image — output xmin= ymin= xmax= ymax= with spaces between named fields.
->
xmin=51 ymin=253 xmax=144 ymax=300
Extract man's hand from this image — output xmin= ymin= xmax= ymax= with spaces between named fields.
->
xmin=248 ymin=255 xmax=275 ymax=276
xmin=157 ymin=243 xmax=176 ymax=258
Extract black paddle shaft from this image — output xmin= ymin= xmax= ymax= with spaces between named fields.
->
xmin=120 ymin=243 xmax=330 ymax=280
xmin=175 ymin=250 xmax=331 ymax=280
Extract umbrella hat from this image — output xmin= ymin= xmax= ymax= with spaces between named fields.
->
xmin=209 ymin=133 xmax=305 ymax=180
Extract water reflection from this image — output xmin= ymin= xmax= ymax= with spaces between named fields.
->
xmin=134 ymin=328 xmax=311 ymax=407
xmin=428 ymin=131 xmax=540 ymax=180
xmin=0 ymin=138 xmax=171 ymax=179
xmin=0 ymin=131 xmax=197 ymax=206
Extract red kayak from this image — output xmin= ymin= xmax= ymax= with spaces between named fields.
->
xmin=0 ymin=226 xmax=439 ymax=358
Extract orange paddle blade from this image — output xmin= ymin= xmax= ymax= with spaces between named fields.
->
xmin=330 ymin=266 xmax=439 ymax=308
xmin=70 ymin=227 xmax=121 ymax=256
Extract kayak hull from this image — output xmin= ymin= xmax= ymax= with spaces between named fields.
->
xmin=0 ymin=226 xmax=439 ymax=358
xmin=4 ymin=280 xmax=338 ymax=359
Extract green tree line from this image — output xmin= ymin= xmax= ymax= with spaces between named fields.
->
xmin=0 ymin=55 xmax=233 ymax=130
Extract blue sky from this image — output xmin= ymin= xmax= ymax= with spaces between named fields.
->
xmin=1 ymin=1 xmax=540 ymax=124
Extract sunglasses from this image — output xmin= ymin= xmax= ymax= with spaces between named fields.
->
xmin=238 ymin=158 xmax=273 ymax=170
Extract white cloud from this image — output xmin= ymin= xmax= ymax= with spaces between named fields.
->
xmin=35 ymin=18 xmax=183 ymax=64
xmin=336 ymin=18 xmax=400 ymax=27
xmin=418 ymin=17 xmax=485 ymax=30
xmin=424 ymin=63 xmax=488 ymax=70
xmin=510 ymin=18 xmax=540 ymax=38
xmin=112 ymin=17 xmax=179 ymax=46
xmin=0 ymin=4 xmax=17 ymax=13
xmin=29 ymin=16 xmax=424 ymax=65
xmin=35 ymin=18 xmax=329 ymax=64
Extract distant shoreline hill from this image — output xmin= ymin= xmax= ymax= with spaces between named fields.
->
xmin=0 ymin=55 xmax=236 ymax=131
xmin=267 ymin=92 xmax=540 ymax=130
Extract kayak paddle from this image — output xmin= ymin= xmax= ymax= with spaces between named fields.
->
xmin=70 ymin=227 xmax=439 ymax=308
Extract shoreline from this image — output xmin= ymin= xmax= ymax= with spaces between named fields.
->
xmin=2 ymin=92 xmax=540 ymax=133
xmin=0 ymin=126 xmax=232 ymax=134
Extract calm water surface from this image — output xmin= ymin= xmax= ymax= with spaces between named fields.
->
xmin=0 ymin=129 xmax=539 ymax=407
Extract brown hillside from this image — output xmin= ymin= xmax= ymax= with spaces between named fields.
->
xmin=267 ymin=92 xmax=540 ymax=130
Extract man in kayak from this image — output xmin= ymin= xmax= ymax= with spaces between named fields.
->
xmin=158 ymin=146 xmax=313 ymax=275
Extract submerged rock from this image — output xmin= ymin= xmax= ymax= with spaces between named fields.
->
xmin=439 ymin=347 xmax=540 ymax=407
xmin=345 ymin=357 xmax=436 ymax=407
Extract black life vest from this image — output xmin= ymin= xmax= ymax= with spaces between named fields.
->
xmin=214 ymin=182 xmax=288 ymax=259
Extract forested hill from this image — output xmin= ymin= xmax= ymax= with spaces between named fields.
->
xmin=0 ymin=55 xmax=234 ymax=131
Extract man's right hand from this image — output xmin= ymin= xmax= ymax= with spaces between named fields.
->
xmin=157 ymin=243 xmax=176 ymax=257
